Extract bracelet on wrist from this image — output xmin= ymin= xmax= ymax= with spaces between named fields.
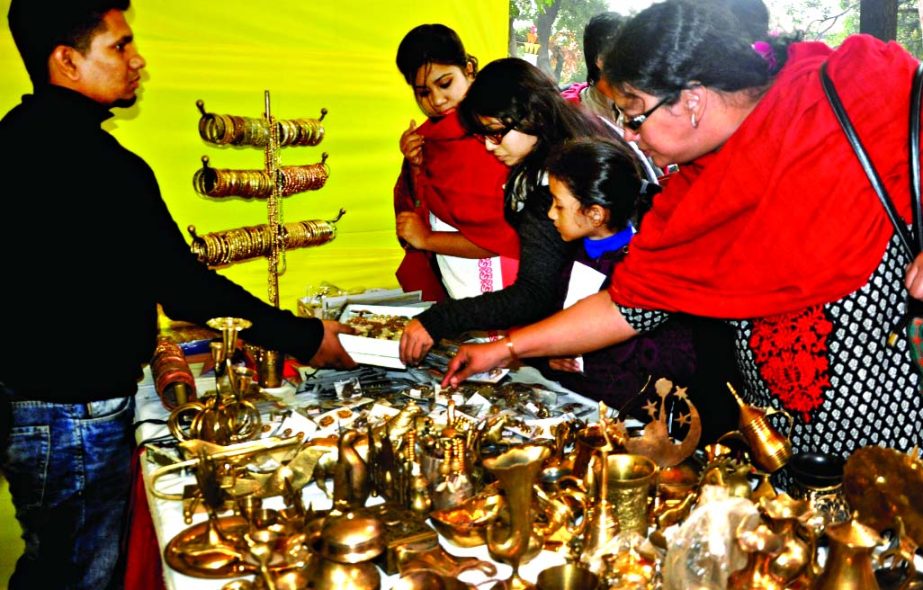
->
xmin=505 ymin=336 xmax=519 ymax=363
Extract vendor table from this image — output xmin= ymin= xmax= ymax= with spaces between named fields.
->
xmin=132 ymin=363 xmax=598 ymax=590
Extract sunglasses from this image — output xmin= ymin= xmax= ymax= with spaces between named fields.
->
xmin=614 ymin=96 xmax=670 ymax=131
xmin=476 ymin=122 xmax=515 ymax=145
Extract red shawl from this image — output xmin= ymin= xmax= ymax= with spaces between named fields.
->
xmin=610 ymin=35 xmax=919 ymax=317
xmin=394 ymin=161 xmax=448 ymax=303
xmin=413 ymin=111 xmax=519 ymax=258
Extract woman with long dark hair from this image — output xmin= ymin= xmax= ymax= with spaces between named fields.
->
xmin=392 ymin=24 xmax=520 ymax=303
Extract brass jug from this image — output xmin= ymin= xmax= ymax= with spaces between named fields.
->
xmin=815 ymin=519 xmax=882 ymax=590
xmin=759 ymin=494 xmax=817 ymax=588
xmin=727 ymin=523 xmax=786 ymax=590
xmin=719 ymin=383 xmax=793 ymax=473
xmin=482 ymin=445 xmax=550 ymax=590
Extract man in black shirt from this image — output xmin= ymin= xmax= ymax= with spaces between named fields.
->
xmin=0 ymin=1 xmax=355 ymax=588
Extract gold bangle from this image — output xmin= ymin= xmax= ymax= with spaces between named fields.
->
xmin=506 ymin=337 xmax=519 ymax=362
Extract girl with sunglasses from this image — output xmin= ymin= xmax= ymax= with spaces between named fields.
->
xmin=393 ymin=24 xmax=520 ymax=304
xmin=399 ymin=57 xmax=607 ymax=365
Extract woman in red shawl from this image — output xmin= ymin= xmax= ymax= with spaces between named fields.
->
xmin=443 ymin=0 xmax=923 ymax=482
xmin=393 ymin=25 xmax=519 ymax=303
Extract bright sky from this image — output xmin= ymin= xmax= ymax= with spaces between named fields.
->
xmin=607 ymin=0 xmax=656 ymax=15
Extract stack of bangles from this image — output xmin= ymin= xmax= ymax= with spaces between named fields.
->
xmin=151 ymin=338 xmax=197 ymax=410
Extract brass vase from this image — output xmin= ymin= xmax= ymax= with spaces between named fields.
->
xmin=605 ymin=454 xmax=657 ymax=537
xmin=815 ymin=519 xmax=882 ymax=590
xmin=788 ymin=452 xmax=850 ymax=534
xmin=482 ymin=445 xmax=550 ymax=590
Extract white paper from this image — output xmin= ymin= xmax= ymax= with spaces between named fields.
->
xmin=562 ymin=262 xmax=607 ymax=309
xmin=561 ymin=262 xmax=607 ymax=372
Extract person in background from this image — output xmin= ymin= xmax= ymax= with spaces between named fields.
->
xmin=0 ymin=2 xmax=355 ymax=588
xmin=399 ymin=58 xmax=609 ymax=365
xmin=561 ymin=11 xmax=624 ymax=123
xmin=393 ymin=24 xmax=520 ymax=303
xmin=442 ymin=0 xmax=923 ymax=488
xmin=561 ymin=9 xmax=741 ymax=434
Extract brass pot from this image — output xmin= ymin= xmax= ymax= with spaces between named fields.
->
xmin=319 ymin=512 xmax=385 ymax=564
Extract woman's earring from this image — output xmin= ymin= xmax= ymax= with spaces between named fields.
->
xmin=691 ymin=113 xmax=698 ymax=128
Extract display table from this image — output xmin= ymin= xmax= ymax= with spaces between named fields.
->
xmin=132 ymin=364 xmax=596 ymax=590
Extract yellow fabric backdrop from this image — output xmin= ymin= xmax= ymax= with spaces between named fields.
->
xmin=0 ymin=1 xmax=509 ymax=313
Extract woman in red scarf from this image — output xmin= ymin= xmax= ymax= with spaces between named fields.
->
xmin=444 ymin=0 xmax=923 ymax=477
xmin=393 ymin=25 xmax=519 ymax=303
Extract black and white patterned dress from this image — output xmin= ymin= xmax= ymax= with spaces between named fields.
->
xmin=618 ymin=234 xmax=923 ymax=486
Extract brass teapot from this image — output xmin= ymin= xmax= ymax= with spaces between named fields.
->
xmin=719 ymin=384 xmax=793 ymax=473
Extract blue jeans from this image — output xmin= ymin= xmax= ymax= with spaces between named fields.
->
xmin=0 ymin=386 xmax=135 ymax=590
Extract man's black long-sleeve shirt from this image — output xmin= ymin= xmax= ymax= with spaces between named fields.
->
xmin=0 ymin=86 xmax=323 ymax=402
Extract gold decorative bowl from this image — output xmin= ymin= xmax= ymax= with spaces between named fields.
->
xmin=429 ymin=488 xmax=503 ymax=548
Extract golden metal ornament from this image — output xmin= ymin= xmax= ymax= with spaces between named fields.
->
xmin=396 ymin=537 xmax=497 ymax=579
xmin=614 ymin=377 xmax=702 ymax=468
xmin=843 ymin=446 xmax=923 ymax=546
xmin=719 ymin=383 xmax=793 ymax=473
xmin=164 ymin=515 xmax=256 ymax=578
xmin=482 ymin=445 xmax=550 ymax=590
xmin=430 ymin=485 xmax=503 ymax=548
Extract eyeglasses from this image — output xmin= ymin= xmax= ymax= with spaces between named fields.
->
xmin=614 ymin=96 xmax=670 ymax=131
xmin=477 ymin=123 xmax=515 ymax=145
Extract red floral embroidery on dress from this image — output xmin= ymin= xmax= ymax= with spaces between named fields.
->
xmin=749 ymin=305 xmax=832 ymax=421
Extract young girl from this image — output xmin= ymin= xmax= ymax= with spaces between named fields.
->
xmin=399 ymin=57 xmax=609 ymax=365
xmin=541 ymin=138 xmax=695 ymax=406
xmin=542 ymin=138 xmax=740 ymax=434
xmin=393 ymin=24 xmax=520 ymax=303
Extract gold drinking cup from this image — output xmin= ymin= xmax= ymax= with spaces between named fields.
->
xmin=572 ymin=423 xmax=610 ymax=481
xmin=536 ymin=563 xmax=601 ymax=590
xmin=259 ymin=349 xmax=285 ymax=388
xmin=605 ymin=454 xmax=657 ymax=537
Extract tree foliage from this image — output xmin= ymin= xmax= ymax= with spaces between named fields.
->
xmin=509 ymin=0 xmax=923 ymax=85
xmin=510 ymin=0 xmax=608 ymax=85
xmin=773 ymin=0 xmax=921 ymax=56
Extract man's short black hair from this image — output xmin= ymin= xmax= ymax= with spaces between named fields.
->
xmin=8 ymin=0 xmax=130 ymax=88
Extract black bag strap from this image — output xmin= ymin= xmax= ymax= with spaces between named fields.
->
xmin=910 ymin=61 xmax=923 ymax=253
xmin=820 ymin=61 xmax=922 ymax=258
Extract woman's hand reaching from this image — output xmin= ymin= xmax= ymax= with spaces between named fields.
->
xmin=441 ymin=339 xmax=511 ymax=388
xmin=399 ymin=318 xmax=435 ymax=366
xmin=906 ymin=252 xmax=923 ymax=300
xmin=548 ymin=357 xmax=582 ymax=373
